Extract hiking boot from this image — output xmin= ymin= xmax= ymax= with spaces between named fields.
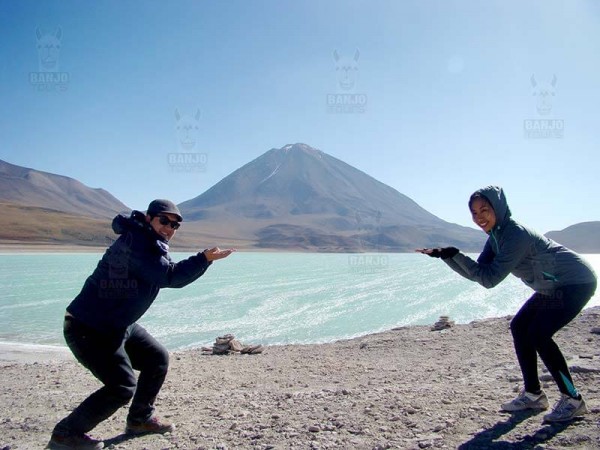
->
xmin=47 ymin=432 xmax=104 ymax=450
xmin=543 ymin=394 xmax=588 ymax=423
xmin=125 ymin=416 xmax=175 ymax=435
xmin=501 ymin=389 xmax=549 ymax=412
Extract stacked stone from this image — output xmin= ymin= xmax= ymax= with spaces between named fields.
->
xmin=431 ymin=316 xmax=455 ymax=331
xmin=202 ymin=334 xmax=264 ymax=355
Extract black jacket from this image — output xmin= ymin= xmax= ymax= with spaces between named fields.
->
xmin=67 ymin=211 xmax=211 ymax=332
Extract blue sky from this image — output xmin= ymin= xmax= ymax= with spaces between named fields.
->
xmin=1 ymin=0 xmax=599 ymax=234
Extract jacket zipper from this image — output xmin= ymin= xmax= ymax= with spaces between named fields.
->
xmin=490 ymin=229 xmax=500 ymax=253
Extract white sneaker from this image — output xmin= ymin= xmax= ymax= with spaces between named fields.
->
xmin=501 ymin=389 xmax=549 ymax=412
xmin=543 ymin=394 xmax=588 ymax=423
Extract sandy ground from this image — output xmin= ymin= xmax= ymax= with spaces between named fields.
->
xmin=1 ymin=308 xmax=600 ymax=450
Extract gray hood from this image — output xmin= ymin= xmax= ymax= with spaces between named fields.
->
xmin=471 ymin=185 xmax=512 ymax=231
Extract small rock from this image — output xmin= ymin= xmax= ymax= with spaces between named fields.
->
xmin=571 ymin=365 xmax=600 ymax=374
xmin=229 ymin=339 xmax=244 ymax=352
xmin=308 ymin=425 xmax=321 ymax=432
xmin=431 ymin=316 xmax=455 ymax=331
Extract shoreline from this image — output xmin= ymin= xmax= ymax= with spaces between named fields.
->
xmin=2 ymin=306 xmax=600 ymax=365
xmin=0 ymin=341 xmax=72 ymax=365
xmin=1 ymin=307 xmax=600 ymax=449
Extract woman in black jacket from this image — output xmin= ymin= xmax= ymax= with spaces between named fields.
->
xmin=49 ymin=199 xmax=234 ymax=450
xmin=418 ymin=186 xmax=596 ymax=423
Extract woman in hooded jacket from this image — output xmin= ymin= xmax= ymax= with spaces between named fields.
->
xmin=417 ymin=186 xmax=596 ymax=423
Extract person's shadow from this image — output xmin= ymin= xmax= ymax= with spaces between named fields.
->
xmin=102 ymin=432 xmax=147 ymax=447
xmin=458 ymin=410 xmax=575 ymax=449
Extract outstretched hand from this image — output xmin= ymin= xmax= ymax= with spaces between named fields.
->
xmin=416 ymin=248 xmax=442 ymax=258
xmin=203 ymin=247 xmax=235 ymax=261
xmin=415 ymin=247 xmax=459 ymax=260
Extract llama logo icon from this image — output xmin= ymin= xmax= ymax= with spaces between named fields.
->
xmin=29 ymin=27 xmax=69 ymax=91
xmin=327 ymin=49 xmax=367 ymax=114
xmin=524 ymin=74 xmax=563 ymax=139
xmin=168 ymin=108 xmax=208 ymax=173
xmin=334 ymin=49 xmax=360 ymax=92
xmin=36 ymin=27 xmax=62 ymax=72
xmin=531 ymin=74 xmax=557 ymax=116
xmin=175 ymin=108 xmax=201 ymax=151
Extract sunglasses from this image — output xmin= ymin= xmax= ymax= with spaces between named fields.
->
xmin=157 ymin=215 xmax=181 ymax=230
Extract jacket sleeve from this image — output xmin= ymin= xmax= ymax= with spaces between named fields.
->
xmin=123 ymin=232 xmax=212 ymax=288
xmin=163 ymin=252 xmax=212 ymax=288
xmin=443 ymin=229 xmax=530 ymax=289
xmin=442 ymin=239 xmax=494 ymax=279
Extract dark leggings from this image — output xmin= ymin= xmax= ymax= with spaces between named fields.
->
xmin=510 ymin=282 xmax=596 ymax=396
xmin=53 ymin=317 xmax=169 ymax=436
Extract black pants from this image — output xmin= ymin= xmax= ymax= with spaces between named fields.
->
xmin=53 ymin=317 xmax=169 ymax=436
xmin=510 ymin=282 xmax=596 ymax=396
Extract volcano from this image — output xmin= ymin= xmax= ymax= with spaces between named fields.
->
xmin=178 ymin=143 xmax=484 ymax=252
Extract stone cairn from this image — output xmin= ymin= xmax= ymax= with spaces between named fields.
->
xmin=202 ymin=334 xmax=265 ymax=355
xmin=431 ymin=315 xmax=455 ymax=331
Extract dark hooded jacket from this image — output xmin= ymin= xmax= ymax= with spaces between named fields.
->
xmin=444 ymin=186 xmax=596 ymax=294
xmin=67 ymin=211 xmax=212 ymax=332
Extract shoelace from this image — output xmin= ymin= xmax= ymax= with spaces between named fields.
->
xmin=516 ymin=389 xmax=537 ymax=403
xmin=552 ymin=396 xmax=572 ymax=413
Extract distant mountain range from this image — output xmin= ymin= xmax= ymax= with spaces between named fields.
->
xmin=0 ymin=159 xmax=130 ymax=247
xmin=0 ymin=146 xmax=597 ymax=252
xmin=545 ymin=222 xmax=600 ymax=253
xmin=0 ymin=159 xmax=129 ymax=218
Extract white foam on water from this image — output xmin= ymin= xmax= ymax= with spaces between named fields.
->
xmin=1 ymin=252 xmax=598 ymax=351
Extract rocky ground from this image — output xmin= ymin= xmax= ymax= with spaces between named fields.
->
xmin=2 ymin=308 xmax=600 ymax=450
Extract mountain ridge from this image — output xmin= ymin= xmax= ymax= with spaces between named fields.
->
xmin=2 ymin=148 xmax=598 ymax=253
xmin=0 ymin=159 xmax=130 ymax=218
xmin=545 ymin=221 xmax=600 ymax=254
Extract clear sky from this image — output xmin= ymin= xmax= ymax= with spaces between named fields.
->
xmin=1 ymin=0 xmax=599 ymax=234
